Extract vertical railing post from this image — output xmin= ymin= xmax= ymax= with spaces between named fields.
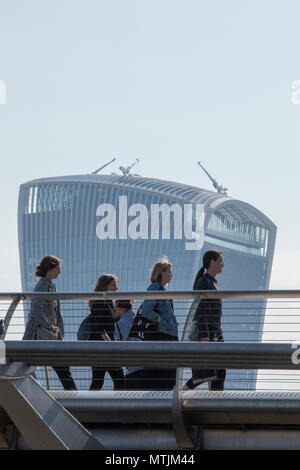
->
xmin=0 ymin=295 xmax=22 ymax=340
xmin=177 ymin=292 xmax=202 ymax=383
xmin=44 ymin=367 xmax=51 ymax=391
xmin=172 ymin=292 xmax=202 ymax=449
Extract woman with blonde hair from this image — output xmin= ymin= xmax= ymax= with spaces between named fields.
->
xmin=88 ymin=274 xmax=125 ymax=390
xmin=138 ymin=257 xmax=178 ymax=390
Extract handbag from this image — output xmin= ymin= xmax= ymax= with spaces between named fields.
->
xmin=77 ymin=314 xmax=92 ymax=340
xmin=128 ymin=304 xmax=160 ymax=341
xmin=188 ymin=322 xmax=201 ymax=341
xmin=36 ymin=326 xmax=58 ymax=340
xmin=36 ymin=293 xmax=59 ymax=340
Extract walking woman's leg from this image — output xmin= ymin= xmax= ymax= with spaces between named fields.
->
xmin=108 ymin=367 xmax=125 ymax=390
xmin=90 ymin=367 xmax=106 ymax=390
xmin=150 ymin=333 xmax=178 ymax=390
xmin=209 ymin=369 xmax=226 ymax=391
xmin=184 ymin=368 xmax=217 ymax=390
xmin=125 ymin=369 xmax=145 ymax=390
xmin=53 ymin=366 xmax=77 ymax=390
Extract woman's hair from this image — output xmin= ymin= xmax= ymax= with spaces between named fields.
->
xmin=88 ymin=274 xmax=118 ymax=309
xmin=150 ymin=257 xmax=172 ymax=283
xmin=35 ymin=255 xmax=62 ymax=277
xmin=193 ymin=250 xmax=222 ymax=289
xmin=115 ymin=300 xmax=133 ymax=311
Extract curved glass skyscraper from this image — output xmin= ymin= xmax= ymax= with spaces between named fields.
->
xmin=18 ymin=174 xmax=276 ymax=390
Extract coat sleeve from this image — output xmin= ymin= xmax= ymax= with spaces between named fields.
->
xmin=56 ymin=300 xmax=64 ymax=339
xmin=207 ymin=301 xmax=222 ymax=338
xmin=193 ymin=277 xmax=211 ymax=339
xmin=117 ymin=312 xmax=135 ymax=341
xmin=89 ymin=302 xmax=112 ymax=340
xmin=140 ymin=283 xmax=160 ymax=323
xmin=195 ymin=303 xmax=210 ymax=339
xmin=30 ymin=281 xmax=55 ymax=332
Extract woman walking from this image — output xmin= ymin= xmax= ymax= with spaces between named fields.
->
xmin=184 ymin=250 xmax=226 ymax=391
xmin=23 ymin=255 xmax=77 ymax=390
xmin=113 ymin=300 xmax=144 ymax=390
xmin=140 ymin=257 xmax=178 ymax=390
xmin=88 ymin=274 xmax=125 ymax=390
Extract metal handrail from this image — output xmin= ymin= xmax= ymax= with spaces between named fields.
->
xmin=1 ymin=289 xmax=300 ymax=301
xmin=2 ymin=288 xmax=300 ymax=451
xmin=4 ymin=341 xmax=300 ymax=369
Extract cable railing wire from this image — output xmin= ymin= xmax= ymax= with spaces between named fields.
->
xmin=1 ymin=290 xmax=300 ymax=392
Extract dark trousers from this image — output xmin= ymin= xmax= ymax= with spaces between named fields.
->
xmin=125 ymin=368 xmax=177 ymax=390
xmin=209 ymin=368 xmax=226 ymax=391
xmin=140 ymin=332 xmax=178 ymax=391
xmin=90 ymin=367 xmax=125 ymax=390
xmin=125 ymin=369 xmax=145 ymax=390
xmin=53 ymin=366 xmax=77 ymax=391
xmin=143 ymin=368 xmax=177 ymax=390
xmin=186 ymin=367 xmax=226 ymax=391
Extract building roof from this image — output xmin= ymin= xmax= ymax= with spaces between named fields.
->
xmin=22 ymin=174 xmax=276 ymax=230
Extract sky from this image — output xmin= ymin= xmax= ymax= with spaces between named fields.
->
xmin=1 ymin=0 xmax=300 ymax=391
xmin=0 ymin=0 xmax=300 ymax=293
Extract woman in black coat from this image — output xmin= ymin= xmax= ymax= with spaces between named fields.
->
xmin=184 ymin=250 xmax=226 ymax=391
xmin=88 ymin=274 xmax=125 ymax=390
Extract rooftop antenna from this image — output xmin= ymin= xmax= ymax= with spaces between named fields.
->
xmin=197 ymin=161 xmax=228 ymax=195
xmin=91 ymin=158 xmax=116 ymax=175
xmin=119 ymin=158 xmax=140 ymax=176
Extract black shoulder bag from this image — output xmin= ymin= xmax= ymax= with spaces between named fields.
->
xmin=128 ymin=304 xmax=160 ymax=341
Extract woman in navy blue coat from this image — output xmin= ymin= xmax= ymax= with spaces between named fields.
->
xmin=88 ymin=274 xmax=125 ymax=390
xmin=184 ymin=250 xmax=226 ymax=391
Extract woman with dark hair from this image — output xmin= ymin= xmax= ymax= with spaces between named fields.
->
xmin=113 ymin=300 xmax=145 ymax=390
xmin=184 ymin=250 xmax=226 ymax=391
xmin=23 ymin=255 xmax=77 ymax=390
xmin=114 ymin=300 xmax=135 ymax=342
xmin=88 ymin=274 xmax=125 ymax=390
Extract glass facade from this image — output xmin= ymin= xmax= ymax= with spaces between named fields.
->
xmin=18 ymin=175 xmax=276 ymax=390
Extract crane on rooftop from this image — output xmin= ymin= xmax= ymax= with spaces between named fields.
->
xmin=197 ymin=161 xmax=228 ymax=195
xmin=91 ymin=158 xmax=116 ymax=175
xmin=119 ymin=158 xmax=140 ymax=176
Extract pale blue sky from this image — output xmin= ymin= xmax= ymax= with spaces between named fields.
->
xmin=0 ymin=0 xmax=300 ymax=290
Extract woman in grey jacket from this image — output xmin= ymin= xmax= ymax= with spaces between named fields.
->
xmin=23 ymin=255 xmax=77 ymax=391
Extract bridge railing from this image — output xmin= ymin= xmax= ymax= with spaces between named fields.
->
xmin=1 ymin=290 xmax=300 ymax=391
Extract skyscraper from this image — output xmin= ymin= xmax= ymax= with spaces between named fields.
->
xmin=18 ymin=174 xmax=276 ymax=389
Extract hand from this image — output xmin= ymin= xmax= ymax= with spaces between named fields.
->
xmin=101 ymin=332 xmax=111 ymax=341
xmin=218 ymin=329 xmax=224 ymax=342
xmin=156 ymin=317 xmax=161 ymax=323
xmin=52 ymin=326 xmax=59 ymax=333
xmin=200 ymin=337 xmax=209 ymax=342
